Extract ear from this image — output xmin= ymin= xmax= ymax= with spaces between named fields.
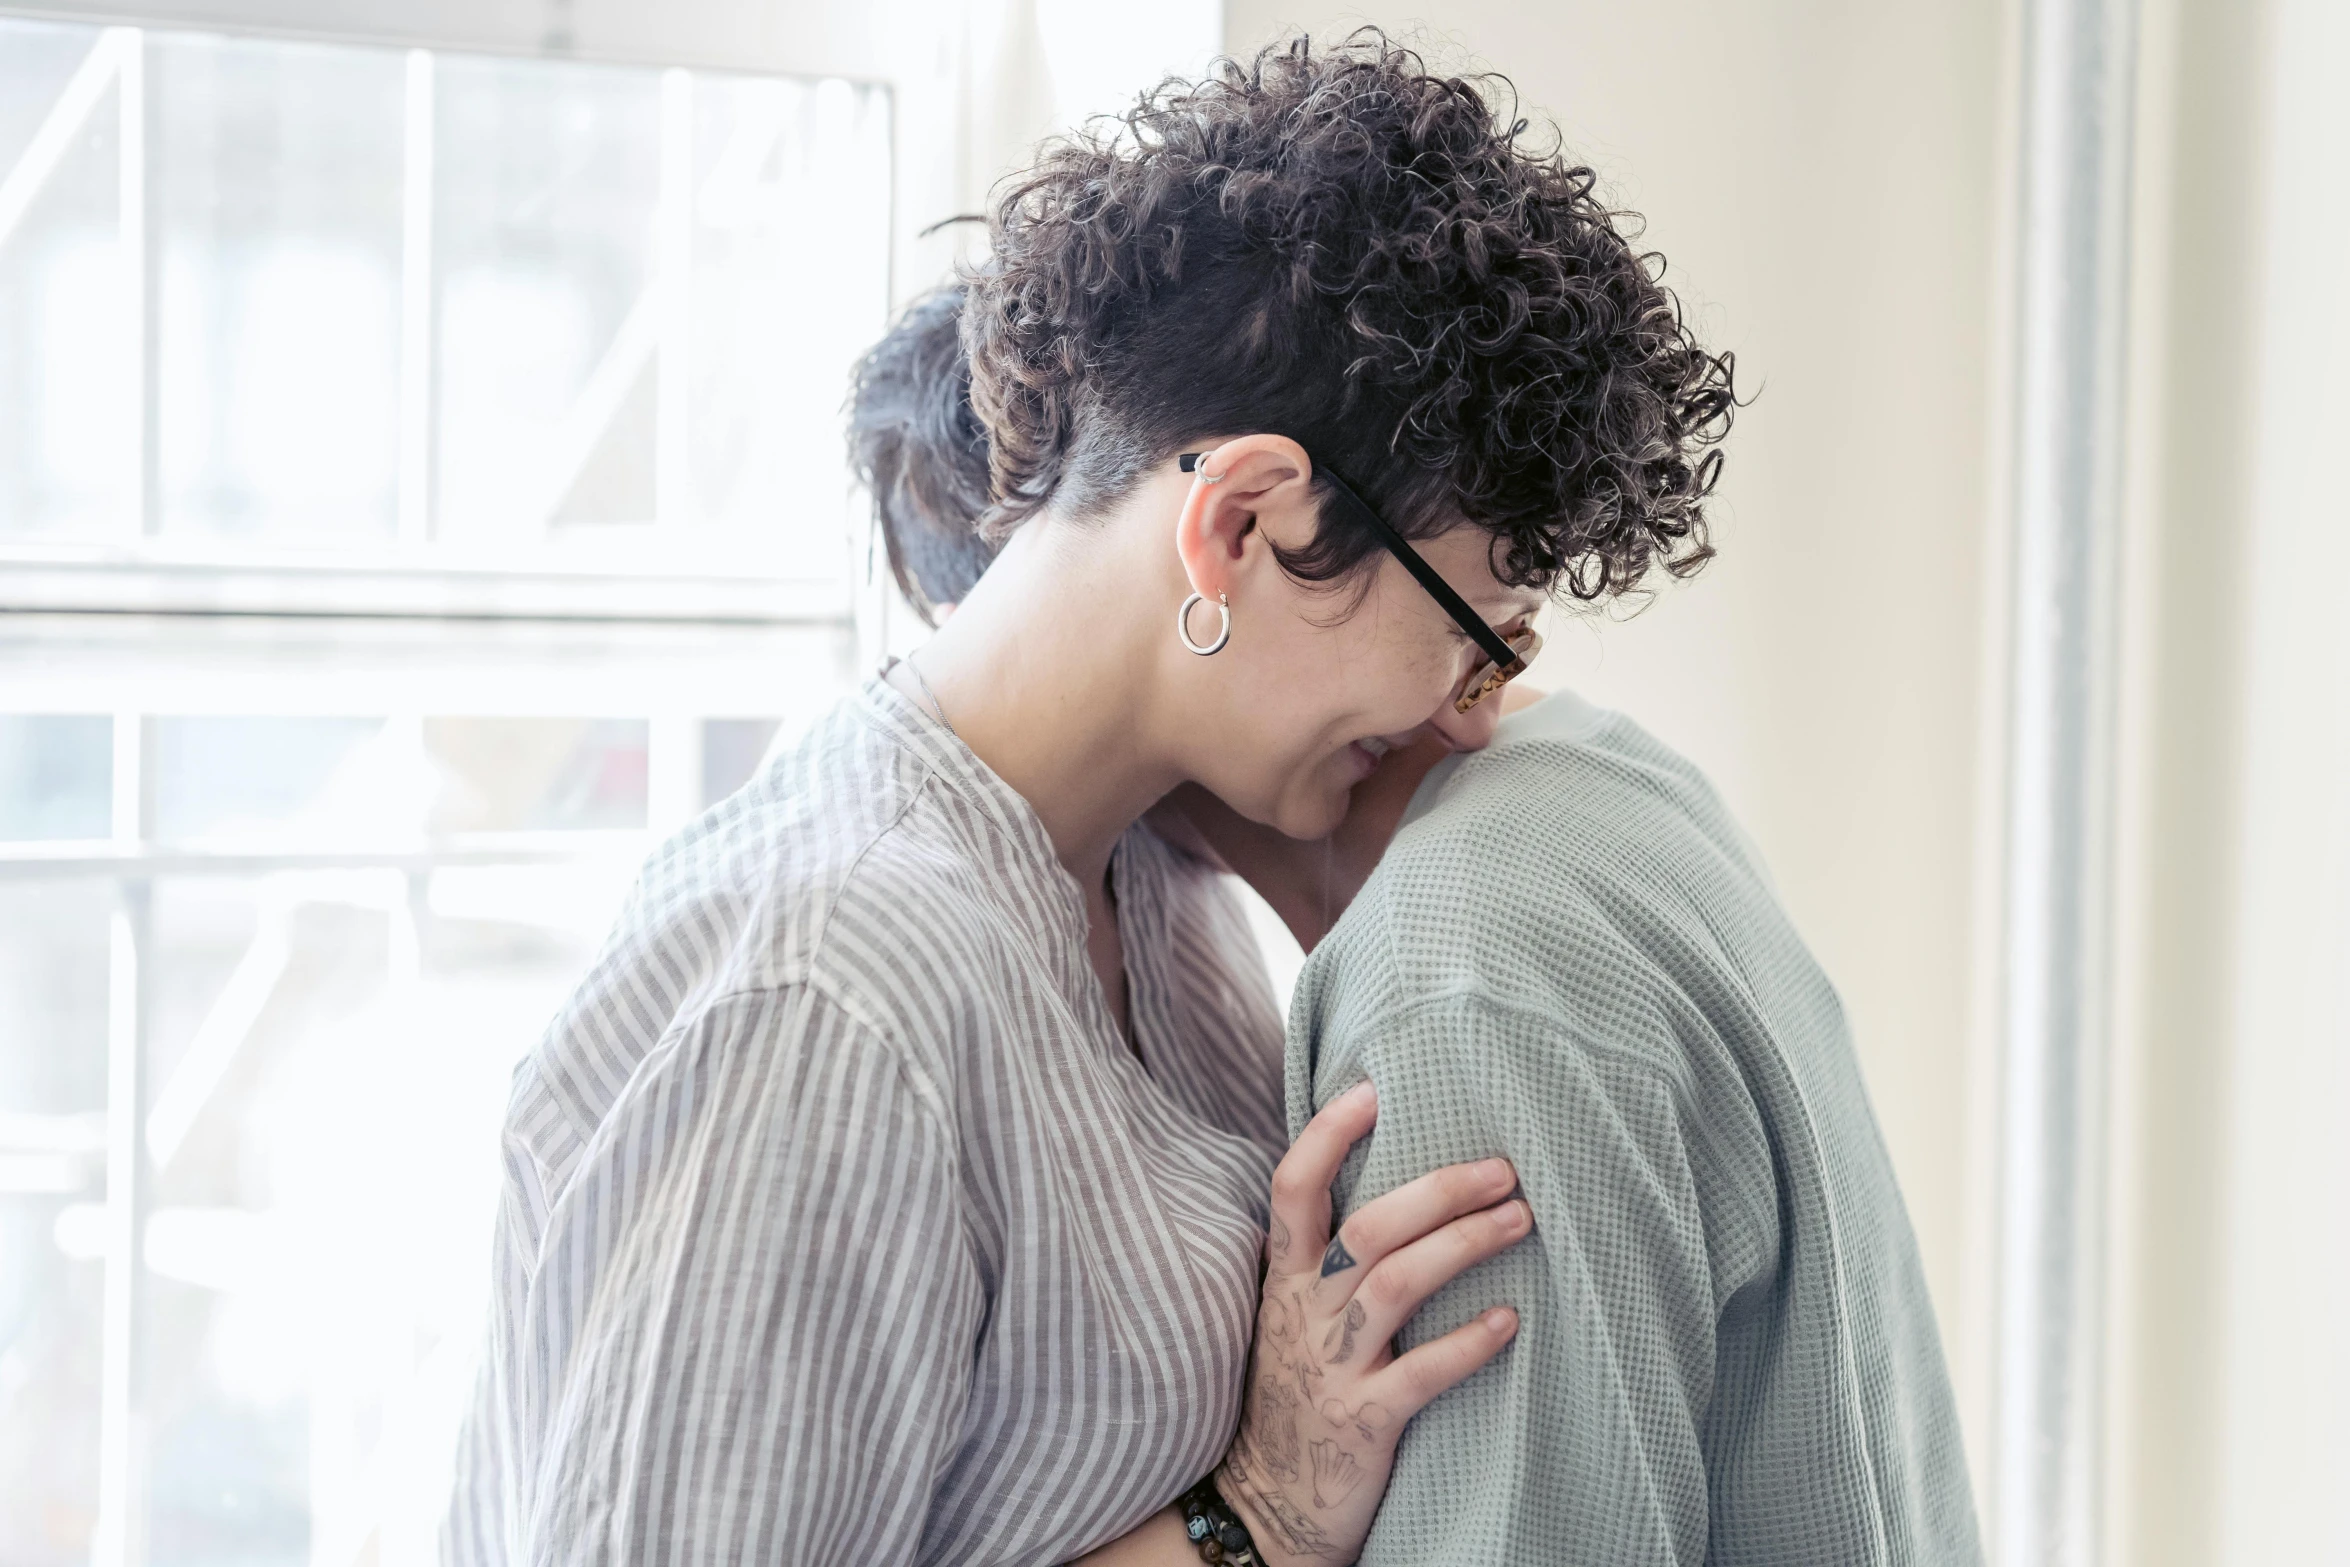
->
xmin=1172 ymin=435 xmax=1321 ymax=601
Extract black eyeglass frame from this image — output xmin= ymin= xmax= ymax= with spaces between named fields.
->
xmin=1180 ymin=452 xmax=1538 ymax=713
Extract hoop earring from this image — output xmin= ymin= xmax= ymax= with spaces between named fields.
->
xmin=1177 ymin=591 xmax=1231 ymax=656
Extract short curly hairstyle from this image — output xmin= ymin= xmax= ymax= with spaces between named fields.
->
xmin=963 ymin=31 xmax=1737 ymax=601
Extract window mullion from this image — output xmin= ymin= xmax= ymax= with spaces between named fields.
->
xmin=93 ymin=711 xmax=153 ymax=1567
xmin=655 ymin=67 xmax=693 ymax=533
xmin=119 ymin=26 xmax=157 ymax=542
xmin=398 ymin=48 xmax=435 ymax=548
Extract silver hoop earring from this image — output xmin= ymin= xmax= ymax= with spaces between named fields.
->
xmin=1177 ymin=591 xmax=1231 ymax=656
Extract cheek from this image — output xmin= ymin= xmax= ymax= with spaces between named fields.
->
xmin=1196 ymin=609 xmax=1459 ymax=819
xmin=1303 ymin=632 xmax=1459 ymax=732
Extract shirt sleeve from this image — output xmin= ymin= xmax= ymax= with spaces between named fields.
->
xmin=1324 ymin=990 xmax=1743 ymax=1567
xmin=497 ymin=985 xmax=982 ymax=1567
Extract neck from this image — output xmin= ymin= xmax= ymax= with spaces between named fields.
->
xmin=907 ymin=521 xmax=1185 ymax=891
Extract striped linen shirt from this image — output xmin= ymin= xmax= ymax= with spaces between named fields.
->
xmin=443 ymin=677 xmax=1287 ymax=1567
xmin=1291 ymin=690 xmax=1981 ymax=1565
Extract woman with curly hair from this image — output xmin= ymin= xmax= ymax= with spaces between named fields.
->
xmin=448 ymin=33 xmax=1745 ymax=1567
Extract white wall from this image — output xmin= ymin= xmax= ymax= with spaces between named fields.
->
xmin=1210 ymin=11 xmax=2350 ymax=1565
xmin=1221 ymin=0 xmax=2008 ymax=1447
xmin=2206 ymin=0 xmax=2350 ymax=1556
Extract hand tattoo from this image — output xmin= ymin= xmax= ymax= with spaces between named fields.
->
xmin=1308 ymin=1439 xmax=1368 ymax=1508
xmin=1320 ymin=1299 xmax=1366 ymax=1364
xmin=1222 ymin=1468 xmax=1339 ymax=1561
xmin=1246 ymin=1379 xmax=1302 ymax=1482
xmin=1227 ymin=1253 xmax=1388 ymax=1562
xmin=1319 ymin=1398 xmax=1394 ymax=1445
xmin=1263 ymin=1289 xmax=1304 ymax=1347
xmin=1268 ymin=1210 xmax=1293 ymax=1264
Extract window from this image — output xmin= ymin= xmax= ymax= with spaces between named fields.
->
xmin=0 ymin=16 xmax=891 ymax=1564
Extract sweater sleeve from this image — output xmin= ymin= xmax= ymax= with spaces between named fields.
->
xmin=1321 ymin=990 xmax=1741 ymax=1567
xmin=450 ymin=985 xmax=983 ymax=1567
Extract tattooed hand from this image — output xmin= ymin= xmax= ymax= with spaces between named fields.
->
xmin=1216 ymin=1080 xmax=1528 ymax=1565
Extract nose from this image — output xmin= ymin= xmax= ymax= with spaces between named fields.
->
xmin=1426 ymin=693 xmax=1506 ymax=753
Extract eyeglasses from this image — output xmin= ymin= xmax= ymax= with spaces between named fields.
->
xmin=1180 ymin=452 xmax=1542 ymax=713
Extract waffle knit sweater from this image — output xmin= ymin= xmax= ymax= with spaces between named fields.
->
xmin=1288 ymin=690 xmax=1982 ymax=1566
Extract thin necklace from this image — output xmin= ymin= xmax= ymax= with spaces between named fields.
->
xmin=903 ymin=654 xmax=956 ymax=738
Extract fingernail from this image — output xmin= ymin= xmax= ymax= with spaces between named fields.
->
xmin=1483 ymin=1307 xmax=1518 ymax=1336
xmin=1474 ymin=1157 xmax=1512 ymax=1185
xmin=1341 ymin=1080 xmax=1377 ymax=1108
xmin=1500 ymin=1200 xmax=1531 ymax=1232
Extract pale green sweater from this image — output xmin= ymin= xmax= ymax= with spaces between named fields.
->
xmin=1288 ymin=691 xmax=1981 ymax=1567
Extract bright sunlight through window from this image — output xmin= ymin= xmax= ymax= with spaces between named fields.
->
xmin=0 ymin=16 xmax=891 ymax=1564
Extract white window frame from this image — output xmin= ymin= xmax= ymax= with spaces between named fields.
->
xmin=0 ymin=8 xmax=901 ymax=621
xmin=0 ymin=8 xmax=916 ymax=1561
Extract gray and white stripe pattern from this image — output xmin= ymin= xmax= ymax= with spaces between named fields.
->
xmin=443 ymin=677 xmax=1286 ymax=1566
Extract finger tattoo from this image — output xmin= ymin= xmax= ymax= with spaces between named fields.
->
xmin=1268 ymin=1210 xmax=1293 ymax=1261
xmin=1320 ymin=1298 xmax=1367 ymax=1363
xmin=1264 ymin=1290 xmax=1304 ymax=1346
xmin=1319 ymin=1233 xmax=1360 ymax=1278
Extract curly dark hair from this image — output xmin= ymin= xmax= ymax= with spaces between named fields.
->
xmin=846 ymin=283 xmax=1001 ymax=622
xmin=962 ymin=31 xmax=1736 ymax=601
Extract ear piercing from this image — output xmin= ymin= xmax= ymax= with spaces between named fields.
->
xmin=1177 ymin=591 xmax=1231 ymax=656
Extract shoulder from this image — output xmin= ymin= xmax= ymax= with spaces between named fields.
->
xmin=595 ymin=689 xmax=939 ymax=990
xmin=527 ymin=691 xmax=971 ymax=1128
xmin=1334 ymin=696 xmax=1801 ymax=1025
xmin=1397 ymin=696 xmax=1760 ymax=918
xmin=1292 ymin=694 xmax=1796 ymax=1158
xmin=799 ymin=812 xmax=1046 ymax=1040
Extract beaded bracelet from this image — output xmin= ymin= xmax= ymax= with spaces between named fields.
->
xmin=1176 ymin=1475 xmax=1262 ymax=1566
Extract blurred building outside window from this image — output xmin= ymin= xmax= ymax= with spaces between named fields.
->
xmin=0 ymin=15 xmax=891 ymax=1566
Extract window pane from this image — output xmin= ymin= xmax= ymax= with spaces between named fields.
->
xmin=687 ymin=75 xmax=892 ymax=575
xmin=423 ymin=718 xmax=648 ymax=831
xmin=0 ymin=20 xmax=131 ymax=542
xmin=154 ymin=33 xmax=406 ymax=544
xmin=432 ymin=56 xmax=661 ymax=544
xmin=151 ymin=717 xmax=387 ymax=841
xmin=3 ymin=23 xmax=890 ymax=582
xmin=0 ymin=715 xmax=112 ymax=839
xmin=0 ymin=880 xmax=109 ymax=1567
xmin=0 ymin=1221 xmax=103 ymax=1567
xmin=117 ymin=867 xmax=628 ymax=1561
xmin=0 ymin=880 xmax=110 ymax=1121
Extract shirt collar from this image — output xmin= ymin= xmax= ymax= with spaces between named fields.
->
xmin=855 ymin=671 xmax=1090 ymax=923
